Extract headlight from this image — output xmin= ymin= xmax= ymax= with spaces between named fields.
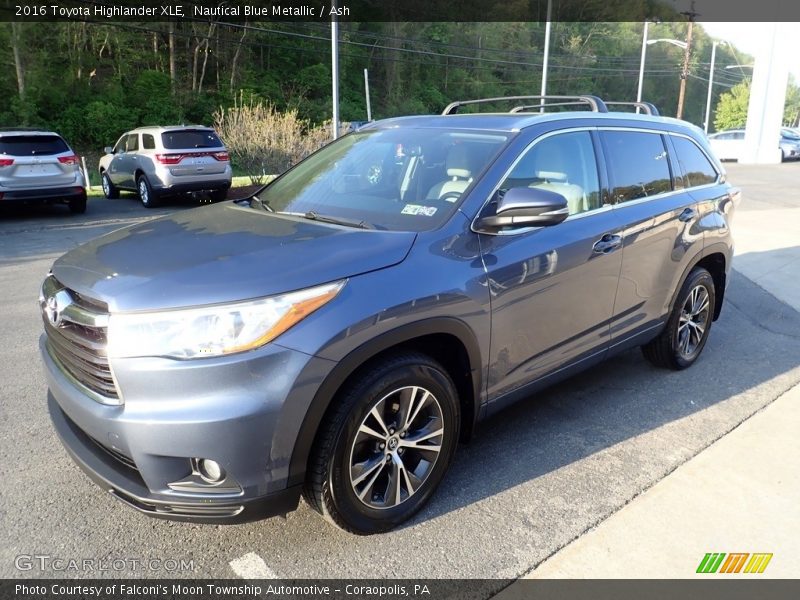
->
xmin=107 ymin=280 xmax=345 ymax=359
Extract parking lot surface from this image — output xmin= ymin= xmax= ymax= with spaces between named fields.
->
xmin=1 ymin=165 xmax=798 ymax=581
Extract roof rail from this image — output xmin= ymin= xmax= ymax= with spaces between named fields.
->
xmin=604 ymin=101 xmax=660 ymax=116
xmin=441 ymin=95 xmax=608 ymax=115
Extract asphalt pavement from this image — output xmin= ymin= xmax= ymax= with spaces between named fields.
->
xmin=0 ymin=165 xmax=798 ymax=582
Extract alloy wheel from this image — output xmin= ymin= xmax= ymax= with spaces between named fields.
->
xmin=349 ymin=385 xmax=444 ymax=510
xmin=677 ymin=284 xmax=711 ymax=358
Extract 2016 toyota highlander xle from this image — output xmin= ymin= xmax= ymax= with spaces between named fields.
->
xmin=39 ymin=95 xmax=738 ymax=534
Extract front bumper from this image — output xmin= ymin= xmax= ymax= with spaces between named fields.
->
xmin=48 ymin=394 xmax=300 ymax=523
xmin=40 ymin=335 xmax=332 ymax=524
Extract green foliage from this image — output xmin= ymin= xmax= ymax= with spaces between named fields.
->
xmin=714 ymin=81 xmax=750 ymax=132
xmin=83 ymin=101 xmax=138 ymax=146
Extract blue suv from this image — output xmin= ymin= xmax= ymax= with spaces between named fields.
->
xmin=40 ymin=96 xmax=738 ymax=534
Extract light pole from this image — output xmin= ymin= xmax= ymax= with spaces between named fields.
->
xmin=330 ymin=2 xmax=340 ymax=140
xmin=703 ymin=40 xmax=728 ymax=133
xmin=539 ymin=0 xmax=552 ymax=112
xmin=636 ymin=21 xmax=652 ymax=112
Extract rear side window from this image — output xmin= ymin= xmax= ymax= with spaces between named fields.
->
xmin=0 ymin=135 xmax=68 ymax=156
xmin=161 ymin=129 xmax=222 ymax=150
xmin=602 ymin=131 xmax=672 ymax=203
xmin=142 ymin=134 xmax=156 ymax=150
xmin=672 ymin=136 xmax=718 ymax=188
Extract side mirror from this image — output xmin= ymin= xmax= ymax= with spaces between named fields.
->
xmin=104 ymin=146 xmax=114 ymax=154
xmin=476 ymin=186 xmax=569 ymax=231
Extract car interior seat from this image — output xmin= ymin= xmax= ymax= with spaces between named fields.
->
xmin=426 ymin=144 xmax=474 ymax=201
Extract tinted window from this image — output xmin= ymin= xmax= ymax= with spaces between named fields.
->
xmin=161 ymin=129 xmax=223 ymax=149
xmin=499 ymin=131 xmax=601 ymax=215
xmin=672 ymin=136 xmax=718 ymax=188
xmin=602 ymin=131 xmax=672 ymax=203
xmin=0 ymin=135 xmax=68 ymax=156
xmin=255 ymin=128 xmax=509 ymax=232
xmin=142 ymin=134 xmax=156 ymax=150
xmin=125 ymin=134 xmax=139 ymax=152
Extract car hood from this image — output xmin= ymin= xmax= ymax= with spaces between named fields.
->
xmin=51 ymin=202 xmax=416 ymax=312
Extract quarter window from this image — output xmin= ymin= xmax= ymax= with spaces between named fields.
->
xmin=142 ymin=134 xmax=156 ymax=150
xmin=672 ymin=136 xmax=718 ymax=188
xmin=602 ymin=131 xmax=672 ymax=203
xmin=498 ymin=131 xmax=602 ymax=216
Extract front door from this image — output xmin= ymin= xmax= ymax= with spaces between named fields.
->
xmin=479 ymin=130 xmax=624 ymax=403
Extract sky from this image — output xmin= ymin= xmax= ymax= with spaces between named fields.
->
xmin=700 ymin=22 xmax=800 ymax=80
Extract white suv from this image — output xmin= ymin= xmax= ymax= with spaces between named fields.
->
xmin=0 ymin=129 xmax=87 ymax=214
xmin=98 ymin=126 xmax=232 ymax=208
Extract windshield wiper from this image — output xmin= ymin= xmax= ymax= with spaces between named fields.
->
xmin=302 ymin=211 xmax=374 ymax=229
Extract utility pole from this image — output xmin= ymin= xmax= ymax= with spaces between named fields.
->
xmin=364 ymin=68 xmax=372 ymax=121
xmin=676 ymin=1 xmax=698 ymax=120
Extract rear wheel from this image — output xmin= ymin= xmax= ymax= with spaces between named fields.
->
xmin=68 ymin=192 xmax=87 ymax=214
xmin=642 ymin=267 xmax=715 ymax=370
xmin=304 ymin=353 xmax=460 ymax=534
xmin=101 ymin=171 xmax=119 ymax=199
xmin=137 ymin=175 xmax=160 ymax=208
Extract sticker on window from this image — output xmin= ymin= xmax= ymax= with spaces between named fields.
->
xmin=401 ymin=204 xmax=437 ymax=216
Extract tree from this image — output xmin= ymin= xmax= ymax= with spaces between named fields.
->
xmin=714 ymin=80 xmax=750 ymax=132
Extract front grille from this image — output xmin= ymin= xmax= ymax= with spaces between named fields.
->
xmin=41 ymin=275 xmax=120 ymax=404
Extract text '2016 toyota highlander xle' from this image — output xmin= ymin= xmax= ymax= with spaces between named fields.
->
xmin=40 ymin=96 xmax=738 ymax=534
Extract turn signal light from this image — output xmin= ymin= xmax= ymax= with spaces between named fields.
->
xmin=58 ymin=155 xmax=80 ymax=166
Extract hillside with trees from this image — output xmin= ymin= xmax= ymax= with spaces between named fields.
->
xmin=3 ymin=20 xmax=796 ymax=156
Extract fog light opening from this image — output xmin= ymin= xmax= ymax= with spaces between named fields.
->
xmin=195 ymin=458 xmax=225 ymax=484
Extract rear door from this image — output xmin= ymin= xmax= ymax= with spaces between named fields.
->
xmin=479 ymin=129 xmax=624 ymax=404
xmin=600 ymin=128 xmax=704 ymax=347
xmin=0 ymin=134 xmax=78 ymax=190
xmin=158 ymin=129 xmax=228 ymax=178
xmin=108 ymin=134 xmax=135 ymax=188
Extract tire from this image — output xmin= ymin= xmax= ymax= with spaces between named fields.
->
xmin=304 ymin=352 xmax=460 ymax=534
xmin=209 ymin=187 xmax=228 ymax=202
xmin=68 ymin=192 xmax=87 ymax=214
xmin=100 ymin=171 xmax=119 ymax=199
xmin=137 ymin=175 xmax=160 ymax=208
xmin=642 ymin=267 xmax=715 ymax=370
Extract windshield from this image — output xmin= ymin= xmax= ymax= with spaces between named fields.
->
xmin=254 ymin=128 xmax=510 ymax=231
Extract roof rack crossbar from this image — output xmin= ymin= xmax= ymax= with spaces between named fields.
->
xmin=441 ymin=95 xmax=608 ymax=115
xmin=604 ymin=101 xmax=660 ymax=116
xmin=509 ymin=101 xmax=601 ymax=113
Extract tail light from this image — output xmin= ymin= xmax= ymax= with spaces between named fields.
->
xmin=58 ymin=155 xmax=80 ymax=166
xmin=213 ymin=151 xmax=230 ymax=161
xmin=155 ymin=153 xmax=184 ymax=165
xmin=0 ymin=158 xmax=14 ymax=167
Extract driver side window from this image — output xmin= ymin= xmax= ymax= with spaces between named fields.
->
xmin=499 ymin=131 xmax=602 ymax=216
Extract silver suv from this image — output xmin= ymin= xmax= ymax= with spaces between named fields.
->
xmin=0 ymin=129 xmax=87 ymax=214
xmin=98 ymin=126 xmax=232 ymax=208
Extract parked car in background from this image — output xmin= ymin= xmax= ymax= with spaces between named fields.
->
xmin=0 ymin=129 xmax=86 ymax=213
xmin=98 ymin=126 xmax=232 ymax=208
xmin=708 ymin=128 xmax=800 ymax=162
xmin=42 ymin=95 xmax=738 ymax=534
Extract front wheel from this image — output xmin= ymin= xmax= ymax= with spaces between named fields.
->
xmin=642 ymin=267 xmax=715 ymax=370
xmin=101 ymin=171 xmax=119 ymax=199
xmin=304 ymin=353 xmax=460 ymax=534
xmin=137 ymin=175 xmax=160 ymax=208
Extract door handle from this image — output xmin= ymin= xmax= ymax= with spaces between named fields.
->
xmin=592 ymin=234 xmax=623 ymax=254
xmin=679 ymin=207 xmax=697 ymax=222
